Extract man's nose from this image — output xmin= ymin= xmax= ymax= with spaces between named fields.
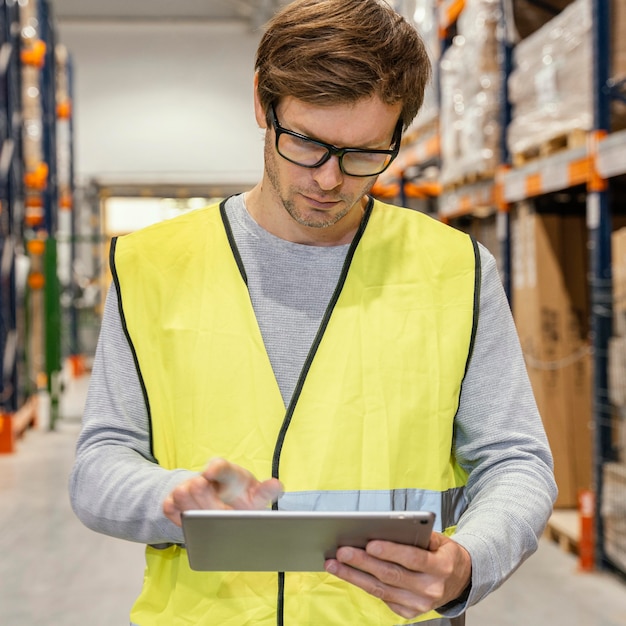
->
xmin=312 ymin=156 xmax=344 ymax=190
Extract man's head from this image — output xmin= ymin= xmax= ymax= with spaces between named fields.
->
xmin=255 ymin=0 xmax=431 ymax=130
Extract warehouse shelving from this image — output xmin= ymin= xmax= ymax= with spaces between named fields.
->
xmin=0 ymin=0 xmax=71 ymax=451
xmin=382 ymin=0 xmax=626 ymax=577
xmin=0 ymin=0 xmax=32 ymax=452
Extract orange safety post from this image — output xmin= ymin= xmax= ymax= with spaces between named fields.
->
xmin=0 ymin=413 xmax=15 ymax=453
xmin=68 ymin=354 xmax=86 ymax=378
xmin=578 ymin=489 xmax=595 ymax=572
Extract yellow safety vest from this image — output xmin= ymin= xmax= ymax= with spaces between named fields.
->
xmin=112 ymin=198 xmax=478 ymax=625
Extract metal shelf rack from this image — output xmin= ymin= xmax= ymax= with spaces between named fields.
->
xmin=384 ymin=0 xmax=626 ymax=577
xmin=0 ymin=0 xmax=30 ymax=452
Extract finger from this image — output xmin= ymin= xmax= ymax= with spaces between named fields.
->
xmin=170 ymin=474 xmax=229 ymax=514
xmin=337 ymin=545 xmax=410 ymax=588
xmin=427 ymin=532 xmax=443 ymax=552
xmin=366 ymin=540 xmax=433 ymax=573
xmin=385 ymin=601 xmax=423 ymax=620
xmin=326 ymin=553 xmax=429 ymax=617
xmin=203 ymin=457 xmax=253 ymax=504
xmin=163 ymin=494 xmax=182 ymax=526
xmin=247 ymin=478 xmax=284 ymax=509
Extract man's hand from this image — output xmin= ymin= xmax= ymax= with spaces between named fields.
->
xmin=163 ymin=457 xmax=284 ymax=526
xmin=324 ymin=532 xmax=471 ymax=620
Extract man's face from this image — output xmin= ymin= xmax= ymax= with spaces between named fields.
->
xmin=254 ymin=92 xmax=402 ymax=244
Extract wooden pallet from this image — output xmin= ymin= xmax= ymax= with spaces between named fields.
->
xmin=442 ymin=169 xmax=496 ymax=192
xmin=544 ymin=509 xmax=580 ymax=555
xmin=512 ymin=129 xmax=588 ymax=168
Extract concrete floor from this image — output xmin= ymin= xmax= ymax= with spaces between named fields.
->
xmin=2 ymin=375 xmax=626 ymax=625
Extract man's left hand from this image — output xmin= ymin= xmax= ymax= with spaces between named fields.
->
xmin=324 ymin=532 xmax=471 ymax=620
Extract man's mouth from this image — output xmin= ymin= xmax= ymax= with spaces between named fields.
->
xmin=302 ymin=194 xmax=341 ymax=210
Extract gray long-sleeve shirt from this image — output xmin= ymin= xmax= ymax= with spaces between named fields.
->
xmin=69 ymin=194 xmax=557 ymax=611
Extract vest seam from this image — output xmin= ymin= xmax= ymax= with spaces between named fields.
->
xmin=109 ymin=237 xmax=156 ymax=460
xmin=452 ymin=235 xmax=480 ymax=466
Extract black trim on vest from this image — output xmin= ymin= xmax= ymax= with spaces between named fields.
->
xmin=465 ymin=236 xmax=481 ymax=376
xmin=453 ymin=235 xmax=481 ymax=435
xmin=109 ymin=237 xmax=155 ymax=460
xmin=270 ymin=196 xmax=374 ymax=626
xmin=220 ymin=197 xmax=248 ymax=285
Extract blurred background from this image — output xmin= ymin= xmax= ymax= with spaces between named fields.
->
xmin=1 ymin=1 xmax=626 ymax=624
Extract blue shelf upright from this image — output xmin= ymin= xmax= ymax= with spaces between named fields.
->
xmin=0 ymin=0 xmax=29 ymax=451
xmin=590 ymin=0 xmax=618 ymax=572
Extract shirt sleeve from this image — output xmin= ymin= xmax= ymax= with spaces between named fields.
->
xmin=440 ymin=243 xmax=558 ymax=616
xmin=69 ymin=283 xmax=195 ymax=545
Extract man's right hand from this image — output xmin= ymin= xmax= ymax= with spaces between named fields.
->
xmin=163 ymin=457 xmax=284 ymax=527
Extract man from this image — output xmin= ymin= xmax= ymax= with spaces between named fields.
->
xmin=70 ymin=0 xmax=557 ymax=624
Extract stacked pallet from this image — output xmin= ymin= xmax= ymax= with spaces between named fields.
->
xmin=508 ymin=0 xmax=626 ymax=166
xmin=439 ymin=0 xmax=502 ymax=188
xmin=396 ymin=0 xmax=440 ymax=136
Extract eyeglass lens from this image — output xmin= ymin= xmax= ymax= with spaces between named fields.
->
xmin=277 ymin=132 xmax=394 ymax=176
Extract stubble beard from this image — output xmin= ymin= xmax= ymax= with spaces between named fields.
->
xmin=264 ymin=139 xmax=374 ymax=229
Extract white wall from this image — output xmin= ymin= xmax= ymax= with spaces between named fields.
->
xmin=57 ymin=21 xmax=265 ymax=188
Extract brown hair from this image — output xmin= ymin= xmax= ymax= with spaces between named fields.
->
xmin=255 ymin=0 xmax=431 ymax=129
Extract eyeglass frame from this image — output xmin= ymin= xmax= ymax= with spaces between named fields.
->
xmin=267 ymin=103 xmax=403 ymax=178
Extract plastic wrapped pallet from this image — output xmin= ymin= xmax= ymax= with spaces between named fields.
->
xmin=439 ymin=37 xmax=465 ymax=186
xmin=507 ymin=0 xmax=592 ymax=158
xmin=512 ymin=0 xmax=571 ymax=39
xmin=613 ymin=0 xmax=626 ymax=129
xmin=392 ymin=0 xmax=440 ymax=133
xmin=440 ymin=0 xmax=502 ymax=187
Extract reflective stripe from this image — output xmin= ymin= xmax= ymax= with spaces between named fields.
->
xmin=278 ymin=487 xmax=467 ymax=533
xmin=411 ymin=617 xmax=465 ymax=626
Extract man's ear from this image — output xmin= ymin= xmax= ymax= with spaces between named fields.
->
xmin=253 ymin=73 xmax=267 ymax=129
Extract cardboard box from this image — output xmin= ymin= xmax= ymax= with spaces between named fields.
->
xmin=612 ymin=228 xmax=626 ymax=336
xmin=609 ymin=337 xmax=626 ymax=408
xmin=512 ymin=204 xmax=593 ymax=508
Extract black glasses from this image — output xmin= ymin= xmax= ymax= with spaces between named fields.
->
xmin=268 ymin=103 xmax=402 ymax=177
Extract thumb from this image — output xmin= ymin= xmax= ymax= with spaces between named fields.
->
xmin=428 ymin=531 xmax=445 ymax=552
xmin=252 ymin=478 xmax=284 ymax=507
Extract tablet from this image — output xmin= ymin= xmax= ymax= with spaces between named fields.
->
xmin=181 ymin=509 xmax=435 ymax=572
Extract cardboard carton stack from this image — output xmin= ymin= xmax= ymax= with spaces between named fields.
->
xmin=602 ymin=462 xmax=626 ymax=572
xmin=604 ymin=227 xmax=626 ymax=570
xmin=512 ymin=203 xmax=592 ymax=508
xmin=439 ymin=0 xmax=502 ymax=187
xmin=609 ymin=229 xmax=626 ymax=439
